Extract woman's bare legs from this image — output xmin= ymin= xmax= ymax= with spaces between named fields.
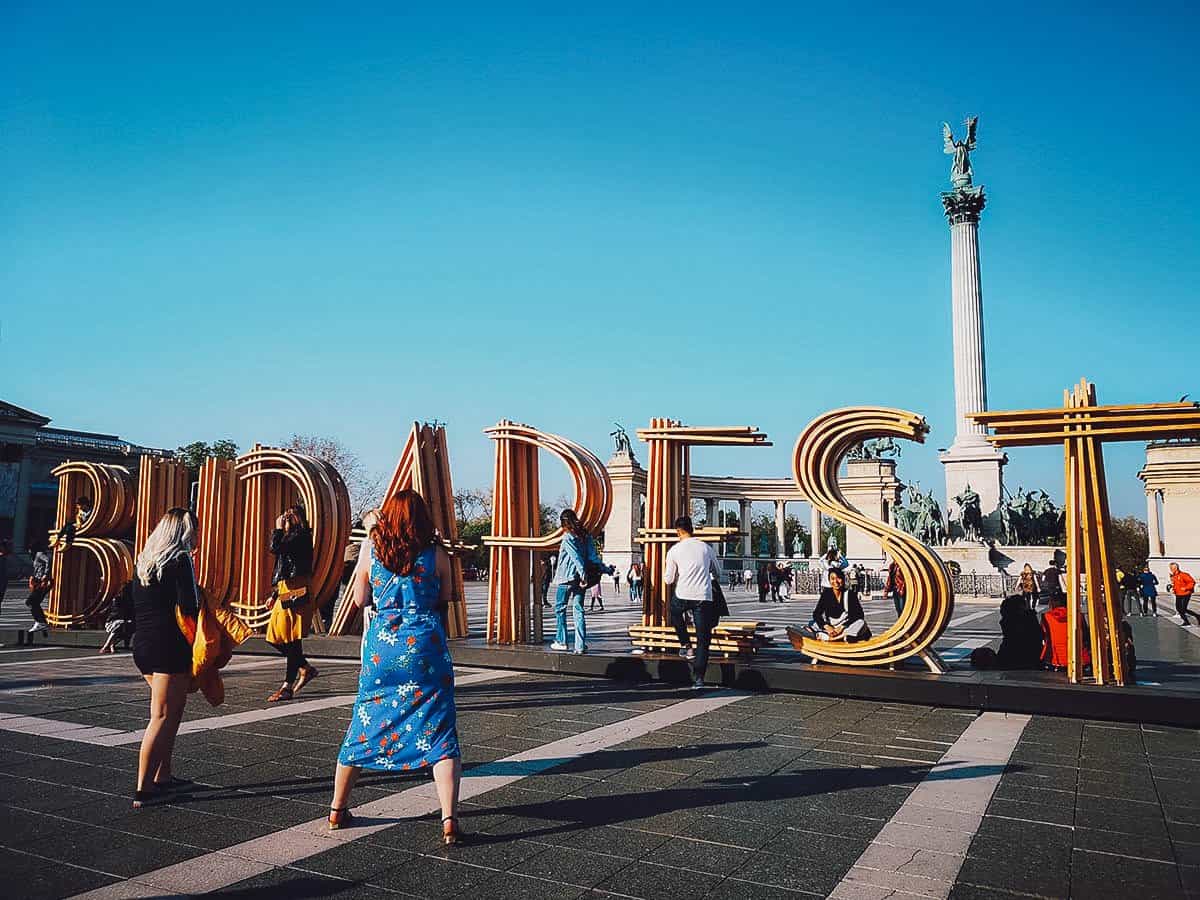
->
xmin=432 ymin=757 xmax=462 ymax=828
xmin=331 ymin=762 xmax=361 ymax=811
xmin=136 ymin=673 xmax=189 ymax=799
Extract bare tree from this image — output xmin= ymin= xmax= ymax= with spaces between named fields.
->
xmin=453 ymin=488 xmax=492 ymax=525
xmin=282 ymin=433 xmax=384 ymax=520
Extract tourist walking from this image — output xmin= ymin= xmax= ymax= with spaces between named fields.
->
xmin=665 ymin=516 xmax=722 ymax=689
xmin=1139 ymin=566 xmax=1159 ymax=616
xmin=541 ymin=554 xmax=555 ymax=608
xmin=1168 ymin=562 xmax=1197 ymax=626
xmin=265 ymin=505 xmax=318 ymax=702
xmin=330 ymin=490 xmax=463 ymax=843
xmin=756 ymin=562 xmax=770 ymax=603
xmin=1018 ymin=563 xmax=1039 ymax=611
xmin=0 ymin=540 xmax=10 ymax=612
xmin=130 ymin=508 xmax=201 ymax=809
xmin=819 ymin=546 xmax=848 ymax=588
xmin=1041 ymin=559 xmax=1063 ymax=601
xmin=627 ymin=562 xmax=642 ymax=602
xmin=1121 ymin=568 xmax=1142 ymax=616
xmin=800 ymin=568 xmax=871 ymax=643
xmin=589 ymin=579 xmax=605 ymax=611
xmin=743 ymin=567 xmax=754 ymax=591
xmin=551 ymin=510 xmax=612 ymax=654
xmin=884 ymin=557 xmax=906 ymax=617
xmin=612 ymin=569 xmax=621 ymax=596
xmin=768 ymin=563 xmax=782 ymax=601
xmin=25 ymin=542 xmax=52 ymax=633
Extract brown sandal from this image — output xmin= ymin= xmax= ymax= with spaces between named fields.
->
xmin=293 ymin=665 xmax=319 ymax=695
xmin=328 ymin=806 xmax=355 ymax=830
xmin=266 ymin=685 xmax=293 ymax=703
xmin=442 ymin=816 xmax=464 ymax=846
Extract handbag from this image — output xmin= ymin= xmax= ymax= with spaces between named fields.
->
xmin=712 ymin=580 xmax=730 ymax=619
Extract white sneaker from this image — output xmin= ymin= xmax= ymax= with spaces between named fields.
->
xmin=550 ymin=642 xmax=569 ymax=651
xmin=28 ymin=622 xmax=48 ymax=633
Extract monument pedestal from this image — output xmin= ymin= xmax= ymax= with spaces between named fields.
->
xmin=602 ymin=450 xmax=646 ymax=576
xmin=940 ymin=440 xmax=1006 ymax=538
xmin=841 ymin=458 xmax=903 ymax=565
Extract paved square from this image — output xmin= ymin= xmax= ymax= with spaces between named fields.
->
xmin=1 ymin=640 xmax=1198 ymax=899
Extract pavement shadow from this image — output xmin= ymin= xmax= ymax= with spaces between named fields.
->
xmin=470 ymin=759 xmax=1018 ymax=842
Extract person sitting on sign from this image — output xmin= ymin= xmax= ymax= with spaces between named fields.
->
xmin=799 ymin=568 xmax=871 ymax=643
xmin=1039 ymin=592 xmax=1091 ymax=672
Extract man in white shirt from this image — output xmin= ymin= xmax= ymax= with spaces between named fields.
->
xmin=664 ymin=516 xmax=722 ymax=689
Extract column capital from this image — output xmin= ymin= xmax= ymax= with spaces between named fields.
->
xmin=941 ymin=186 xmax=986 ymax=225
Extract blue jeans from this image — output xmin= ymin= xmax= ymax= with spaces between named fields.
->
xmin=555 ymin=583 xmax=586 ymax=651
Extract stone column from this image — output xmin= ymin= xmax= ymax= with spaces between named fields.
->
xmin=705 ymin=498 xmax=718 ymax=528
xmin=810 ymin=503 xmax=822 ymax=558
xmin=1146 ymin=491 xmax=1160 ymax=557
xmin=740 ymin=499 xmax=753 ymax=558
xmin=939 ymin=185 xmax=1005 ymax=536
xmin=11 ymin=451 xmax=34 ymax=553
xmin=774 ymin=500 xmax=786 ymax=557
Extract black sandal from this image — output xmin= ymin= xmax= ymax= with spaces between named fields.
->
xmin=132 ymin=789 xmax=158 ymax=809
xmin=328 ymin=806 xmax=355 ymax=830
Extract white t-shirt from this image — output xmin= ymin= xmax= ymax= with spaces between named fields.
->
xmin=664 ymin=537 xmax=722 ymax=602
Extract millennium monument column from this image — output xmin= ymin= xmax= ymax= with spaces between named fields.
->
xmin=938 ymin=117 xmax=1005 ymax=538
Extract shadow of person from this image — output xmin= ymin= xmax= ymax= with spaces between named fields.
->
xmin=464 ymin=758 xmax=1017 ymax=845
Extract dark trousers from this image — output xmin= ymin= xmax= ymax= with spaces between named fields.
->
xmin=271 ymin=640 xmax=308 ymax=683
xmin=1176 ymin=594 xmax=1195 ymax=623
xmin=671 ymin=596 xmax=715 ymax=682
xmin=758 ymin=584 xmax=768 ymax=602
xmin=26 ymin=589 xmax=48 ymax=625
xmin=891 ymin=591 xmax=906 ymax=617
xmin=1141 ymin=593 xmax=1157 ymax=615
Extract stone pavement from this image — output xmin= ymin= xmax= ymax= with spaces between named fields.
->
xmin=1 ymin=645 xmax=1198 ymax=898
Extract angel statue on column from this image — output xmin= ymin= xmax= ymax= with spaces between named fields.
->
xmin=943 ymin=116 xmax=978 ymax=189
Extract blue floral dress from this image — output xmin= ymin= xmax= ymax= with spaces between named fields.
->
xmin=337 ymin=546 xmax=461 ymax=771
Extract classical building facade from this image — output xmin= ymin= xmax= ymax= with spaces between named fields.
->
xmin=0 ymin=400 xmax=170 ymax=560
xmin=601 ymin=448 xmax=901 ymax=575
xmin=1139 ymin=440 xmax=1200 ymax=581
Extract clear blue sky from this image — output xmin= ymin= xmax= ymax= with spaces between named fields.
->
xmin=3 ymin=2 xmax=1197 ymax=518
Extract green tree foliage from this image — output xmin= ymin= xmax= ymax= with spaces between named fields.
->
xmin=175 ymin=439 xmax=238 ymax=475
xmin=1108 ymin=516 xmax=1149 ymax=572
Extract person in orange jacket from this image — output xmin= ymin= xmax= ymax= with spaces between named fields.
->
xmin=1168 ymin=562 xmax=1197 ymax=626
xmin=1040 ymin=593 xmax=1090 ymax=671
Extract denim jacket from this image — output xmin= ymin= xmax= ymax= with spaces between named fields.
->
xmin=553 ymin=532 xmax=604 ymax=585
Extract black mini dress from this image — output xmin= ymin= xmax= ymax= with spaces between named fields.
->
xmin=132 ymin=555 xmax=199 ymax=676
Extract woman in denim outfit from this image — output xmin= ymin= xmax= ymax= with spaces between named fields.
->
xmin=550 ymin=510 xmax=612 ymax=654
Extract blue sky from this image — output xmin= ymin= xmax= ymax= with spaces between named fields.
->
xmin=2 ymin=2 xmax=1197 ymax=518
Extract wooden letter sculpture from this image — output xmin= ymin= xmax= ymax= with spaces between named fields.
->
xmin=483 ymin=421 xmax=611 ymax=644
xmin=788 ymin=407 xmax=954 ymax=672
xmin=328 ymin=422 xmax=469 ymax=639
xmin=46 ymin=462 xmax=136 ymax=627
xmin=632 ymin=420 xmax=769 ymax=650
xmin=972 ymin=379 xmax=1200 ymax=684
xmin=135 ymin=457 xmax=191 ymax=553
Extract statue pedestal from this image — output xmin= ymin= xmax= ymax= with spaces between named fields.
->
xmin=602 ymin=450 xmax=645 ymax=576
xmin=841 ymin=458 xmax=902 ymax=565
xmin=940 ymin=441 xmax=1006 ymax=540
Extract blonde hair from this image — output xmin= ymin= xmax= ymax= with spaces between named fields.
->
xmin=136 ymin=508 xmax=197 ymax=586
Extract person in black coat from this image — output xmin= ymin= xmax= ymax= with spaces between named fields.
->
xmin=801 ymin=568 xmax=872 ymax=642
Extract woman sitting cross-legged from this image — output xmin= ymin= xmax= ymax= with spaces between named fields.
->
xmin=328 ymin=490 xmax=464 ymax=845
xmin=799 ymin=567 xmax=872 ymax=642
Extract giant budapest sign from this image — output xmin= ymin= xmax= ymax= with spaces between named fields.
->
xmin=45 ymin=387 xmax=1200 ymax=687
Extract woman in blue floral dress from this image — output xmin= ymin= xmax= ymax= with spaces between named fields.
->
xmin=328 ymin=490 xmax=463 ymax=843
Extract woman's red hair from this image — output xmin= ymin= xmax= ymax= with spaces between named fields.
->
xmin=371 ymin=490 xmax=436 ymax=575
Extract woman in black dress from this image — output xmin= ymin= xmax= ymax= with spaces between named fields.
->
xmin=131 ymin=508 xmax=200 ymax=808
